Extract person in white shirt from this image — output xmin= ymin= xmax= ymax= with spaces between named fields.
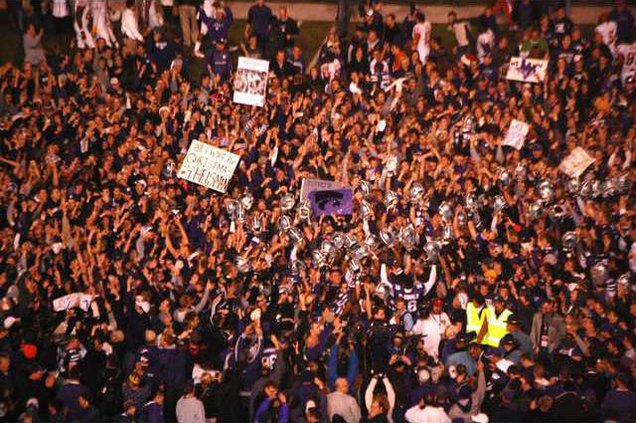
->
xmin=476 ymin=27 xmax=495 ymax=62
xmin=595 ymin=13 xmax=618 ymax=57
xmin=148 ymin=0 xmax=165 ymax=30
xmin=121 ymin=0 xmax=144 ymax=54
xmin=405 ymin=396 xmax=451 ymax=423
xmin=448 ymin=11 xmax=471 ymax=55
xmin=430 ymin=298 xmax=452 ymax=339
xmin=327 ymin=378 xmax=362 ymax=423
xmin=411 ymin=304 xmax=443 ymax=361
xmin=74 ymin=0 xmax=95 ymax=49
xmin=92 ymin=0 xmax=118 ymax=48
xmin=176 ymin=380 xmax=206 ymax=423
xmin=412 ymin=12 xmax=431 ymax=65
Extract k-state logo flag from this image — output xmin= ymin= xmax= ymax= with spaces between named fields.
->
xmin=308 ymin=188 xmax=354 ymax=217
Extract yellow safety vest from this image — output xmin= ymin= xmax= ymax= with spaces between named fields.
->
xmin=485 ymin=307 xmax=512 ymax=347
xmin=466 ymin=302 xmax=486 ymax=336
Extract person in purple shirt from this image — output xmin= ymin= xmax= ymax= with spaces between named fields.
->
xmin=602 ymin=373 xmax=636 ymax=422
xmin=254 ymin=381 xmax=290 ymax=423
xmin=247 ymin=0 xmax=273 ymax=50
xmin=56 ymin=367 xmax=90 ymax=421
xmin=142 ymin=390 xmax=165 ymax=423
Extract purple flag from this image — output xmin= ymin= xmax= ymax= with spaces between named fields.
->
xmin=308 ymin=188 xmax=353 ymax=217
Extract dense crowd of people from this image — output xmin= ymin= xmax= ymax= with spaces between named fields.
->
xmin=0 ymin=0 xmax=635 ymax=422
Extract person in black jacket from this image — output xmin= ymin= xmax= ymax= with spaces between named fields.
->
xmin=271 ymin=50 xmax=296 ymax=80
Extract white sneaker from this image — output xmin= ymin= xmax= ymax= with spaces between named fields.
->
xmin=194 ymin=50 xmax=205 ymax=58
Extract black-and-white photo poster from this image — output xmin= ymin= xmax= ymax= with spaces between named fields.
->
xmin=233 ymin=57 xmax=270 ymax=107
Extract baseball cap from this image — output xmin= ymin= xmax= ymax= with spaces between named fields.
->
xmin=484 ymin=348 xmax=503 ymax=359
xmin=506 ymin=315 xmax=521 ymax=326
xmin=456 ymin=332 xmax=471 ymax=344
xmin=501 ymin=334 xmax=516 ymax=346
xmin=3 ymin=316 xmax=18 ymax=329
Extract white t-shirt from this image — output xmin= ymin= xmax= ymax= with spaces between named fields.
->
xmin=476 ymin=29 xmax=495 ymax=61
xmin=595 ymin=21 xmax=617 ymax=55
xmin=412 ymin=317 xmax=442 ymax=359
xmin=52 ymin=0 xmax=70 ymax=17
xmin=617 ymin=42 xmax=636 ymax=83
xmin=413 ymin=21 xmax=432 ymax=63
xmin=451 ymin=21 xmax=471 ymax=48
xmin=405 ymin=405 xmax=451 ymax=423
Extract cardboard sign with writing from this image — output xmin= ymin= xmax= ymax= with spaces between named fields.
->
xmin=178 ymin=140 xmax=240 ymax=193
xmin=506 ymin=57 xmax=549 ymax=83
xmin=559 ymin=147 xmax=595 ymax=178
xmin=53 ymin=293 xmax=93 ymax=312
xmin=502 ymin=119 xmax=530 ymax=150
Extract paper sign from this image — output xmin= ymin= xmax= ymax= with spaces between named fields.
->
xmin=177 ymin=140 xmax=240 ymax=193
xmin=503 ymin=120 xmax=530 ymax=150
xmin=53 ymin=293 xmax=93 ymax=312
xmin=384 ymin=77 xmax=408 ymax=93
xmin=233 ymin=57 xmax=270 ymax=107
xmin=308 ymin=188 xmax=354 ymax=217
xmin=506 ymin=57 xmax=549 ymax=83
xmin=559 ymin=147 xmax=595 ymax=178
xmin=300 ymin=178 xmax=344 ymax=201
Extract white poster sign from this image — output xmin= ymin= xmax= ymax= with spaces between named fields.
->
xmin=233 ymin=57 xmax=270 ymax=107
xmin=53 ymin=293 xmax=93 ymax=312
xmin=177 ymin=140 xmax=240 ymax=193
xmin=502 ymin=120 xmax=530 ymax=150
xmin=559 ymin=147 xmax=595 ymax=178
xmin=300 ymin=178 xmax=344 ymax=201
xmin=506 ymin=57 xmax=549 ymax=83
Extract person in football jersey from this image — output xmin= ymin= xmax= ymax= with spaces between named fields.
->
xmin=412 ymin=12 xmax=431 ymax=65
xmin=616 ymin=34 xmax=636 ymax=85
xmin=596 ymin=13 xmax=618 ymax=57
xmin=194 ymin=1 xmax=233 ymax=59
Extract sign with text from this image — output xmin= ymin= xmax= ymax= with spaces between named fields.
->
xmin=53 ymin=293 xmax=93 ymax=312
xmin=233 ymin=57 xmax=270 ymax=107
xmin=559 ymin=147 xmax=595 ymax=178
xmin=502 ymin=119 xmax=530 ymax=150
xmin=177 ymin=140 xmax=240 ymax=193
xmin=506 ymin=57 xmax=548 ymax=83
